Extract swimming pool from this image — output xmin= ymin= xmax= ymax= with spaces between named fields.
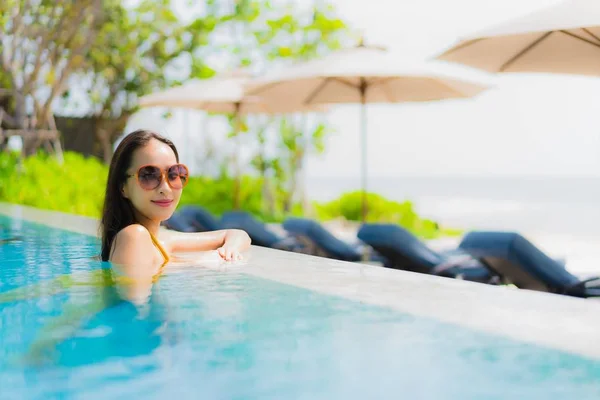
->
xmin=1 ymin=204 xmax=600 ymax=399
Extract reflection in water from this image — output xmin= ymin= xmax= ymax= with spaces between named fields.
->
xmin=52 ymin=282 xmax=175 ymax=368
xmin=0 ymin=215 xmax=176 ymax=370
xmin=0 ymin=267 xmax=175 ymax=367
xmin=0 ymin=236 xmax=23 ymax=244
xmin=0 ymin=222 xmax=23 ymax=244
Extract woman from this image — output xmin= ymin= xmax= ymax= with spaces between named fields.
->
xmin=100 ymin=129 xmax=251 ymax=278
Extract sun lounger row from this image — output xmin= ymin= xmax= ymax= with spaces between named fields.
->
xmin=164 ymin=205 xmax=600 ymax=298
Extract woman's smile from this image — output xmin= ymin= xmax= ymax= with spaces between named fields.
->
xmin=151 ymin=199 xmax=174 ymax=208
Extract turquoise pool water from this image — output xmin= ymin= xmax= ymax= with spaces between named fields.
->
xmin=1 ymin=214 xmax=600 ymax=399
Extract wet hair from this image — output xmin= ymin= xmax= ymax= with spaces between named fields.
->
xmin=100 ymin=129 xmax=179 ymax=261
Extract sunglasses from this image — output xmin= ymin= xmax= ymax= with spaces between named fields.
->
xmin=126 ymin=164 xmax=189 ymax=191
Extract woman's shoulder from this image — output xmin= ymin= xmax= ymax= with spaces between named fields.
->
xmin=109 ymin=224 xmax=165 ymax=285
xmin=114 ymin=224 xmax=153 ymax=243
xmin=110 ymin=224 xmax=155 ymax=262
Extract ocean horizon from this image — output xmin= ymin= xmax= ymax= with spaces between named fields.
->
xmin=305 ymin=176 xmax=600 ymax=237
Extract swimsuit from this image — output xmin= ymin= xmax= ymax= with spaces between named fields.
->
xmin=148 ymin=230 xmax=169 ymax=282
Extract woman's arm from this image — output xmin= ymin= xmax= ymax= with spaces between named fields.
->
xmin=164 ymin=229 xmax=251 ymax=260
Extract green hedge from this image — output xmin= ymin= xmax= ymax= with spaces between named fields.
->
xmin=314 ymin=191 xmax=460 ymax=239
xmin=0 ymin=151 xmax=459 ymax=238
xmin=178 ymin=175 xmax=285 ymax=222
xmin=0 ymin=151 xmax=108 ymax=217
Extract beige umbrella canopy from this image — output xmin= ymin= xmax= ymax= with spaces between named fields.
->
xmin=138 ymin=71 xmax=323 ymax=114
xmin=247 ymin=44 xmax=487 ymax=104
xmin=247 ymin=42 xmax=491 ymax=220
xmin=436 ymin=0 xmax=600 ymax=76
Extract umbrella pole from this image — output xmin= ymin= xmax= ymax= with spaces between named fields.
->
xmin=360 ymin=81 xmax=368 ymax=222
xmin=184 ymin=110 xmax=191 ymax=167
xmin=233 ymin=103 xmax=241 ymax=210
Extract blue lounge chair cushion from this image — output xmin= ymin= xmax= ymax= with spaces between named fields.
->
xmin=458 ymin=231 xmax=583 ymax=292
xmin=220 ymin=211 xmax=282 ymax=248
xmin=282 ymin=218 xmax=363 ymax=262
xmin=357 ymin=223 xmax=491 ymax=281
xmin=179 ymin=205 xmax=221 ymax=231
xmin=163 ymin=212 xmax=196 ymax=232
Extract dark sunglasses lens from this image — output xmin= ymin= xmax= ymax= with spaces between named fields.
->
xmin=138 ymin=166 xmax=162 ymax=190
xmin=167 ymin=164 xmax=188 ymax=189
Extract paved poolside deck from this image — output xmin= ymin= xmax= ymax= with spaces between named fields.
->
xmin=1 ymin=202 xmax=600 ymax=360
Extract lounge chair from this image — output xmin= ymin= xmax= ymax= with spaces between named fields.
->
xmin=357 ymin=223 xmax=495 ymax=283
xmin=163 ymin=205 xmax=221 ymax=232
xmin=162 ymin=211 xmax=196 ymax=232
xmin=282 ymin=218 xmax=365 ymax=262
xmin=459 ymin=231 xmax=600 ymax=297
xmin=220 ymin=211 xmax=302 ymax=251
xmin=178 ymin=205 xmax=222 ymax=231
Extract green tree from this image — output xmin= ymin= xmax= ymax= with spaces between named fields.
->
xmin=267 ymin=5 xmax=350 ymax=214
xmin=276 ymin=116 xmax=330 ymax=212
xmin=211 ymin=0 xmax=351 ymax=212
xmin=0 ymin=0 xmax=103 ymax=154
xmin=0 ymin=0 xmax=223 ymax=159
xmin=64 ymin=0 xmax=218 ymax=161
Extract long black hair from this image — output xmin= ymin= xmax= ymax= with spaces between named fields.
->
xmin=100 ymin=129 xmax=179 ymax=261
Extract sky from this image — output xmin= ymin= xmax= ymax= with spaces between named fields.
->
xmin=127 ymin=0 xmax=600 ymax=178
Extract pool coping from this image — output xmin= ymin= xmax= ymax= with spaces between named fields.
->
xmin=2 ymin=202 xmax=600 ymax=360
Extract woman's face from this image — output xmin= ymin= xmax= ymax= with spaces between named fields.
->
xmin=122 ymin=139 xmax=182 ymax=223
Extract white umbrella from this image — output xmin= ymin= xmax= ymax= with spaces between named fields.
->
xmin=247 ymin=43 xmax=491 ymax=220
xmin=436 ymin=0 xmax=600 ymax=76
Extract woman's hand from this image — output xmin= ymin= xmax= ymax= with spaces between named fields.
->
xmin=218 ymin=229 xmax=251 ymax=261
xmin=198 ymin=250 xmax=227 ymax=263
xmin=217 ymin=245 xmax=243 ymax=261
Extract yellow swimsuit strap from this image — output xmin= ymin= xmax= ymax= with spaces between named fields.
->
xmin=148 ymin=231 xmax=169 ymax=263
xmin=148 ymin=231 xmax=169 ymax=282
